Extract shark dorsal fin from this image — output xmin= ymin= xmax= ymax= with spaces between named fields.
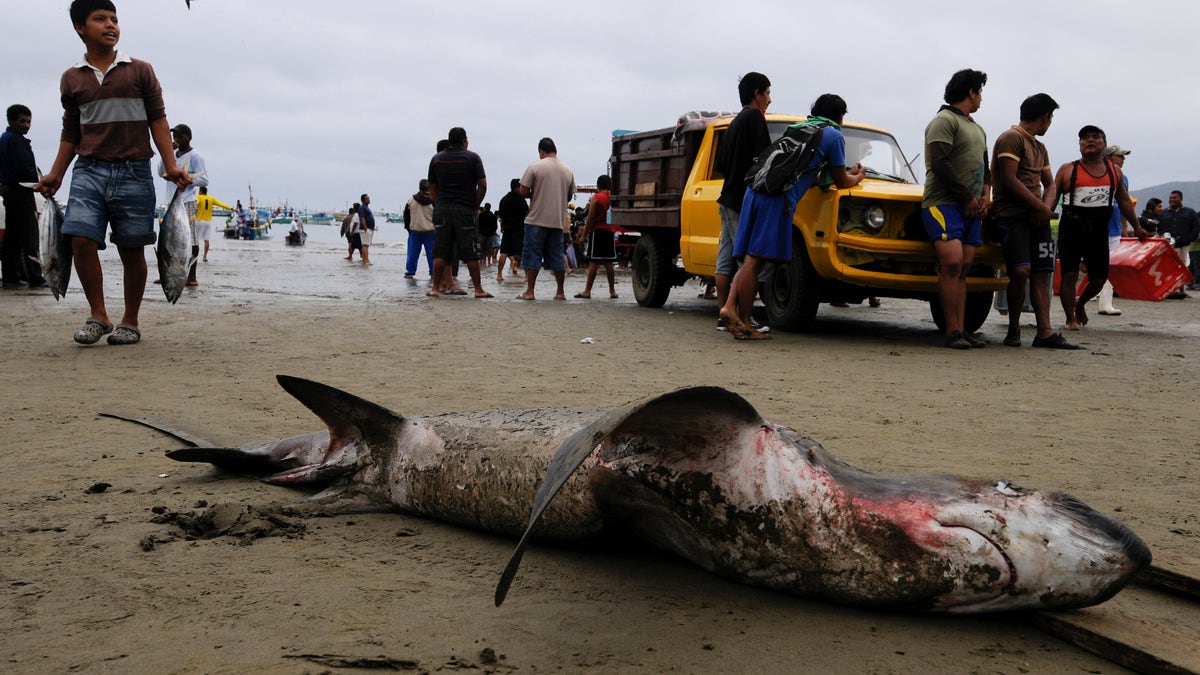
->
xmin=275 ymin=375 xmax=406 ymax=456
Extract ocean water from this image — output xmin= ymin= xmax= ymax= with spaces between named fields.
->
xmin=215 ymin=220 xmax=409 ymax=255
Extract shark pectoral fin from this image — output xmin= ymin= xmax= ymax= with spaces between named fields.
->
xmin=495 ymin=402 xmax=636 ymax=606
xmin=495 ymin=386 xmax=760 ymax=606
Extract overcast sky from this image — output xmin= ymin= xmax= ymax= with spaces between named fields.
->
xmin=5 ymin=0 xmax=1197 ymax=213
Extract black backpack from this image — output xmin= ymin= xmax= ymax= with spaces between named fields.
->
xmin=744 ymin=122 xmax=829 ymax=196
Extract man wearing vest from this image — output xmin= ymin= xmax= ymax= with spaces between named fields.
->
xmin=1048 ymin=125 xmax=1149 ymax=332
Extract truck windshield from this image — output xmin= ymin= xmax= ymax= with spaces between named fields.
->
xmin=765 ymin=121 xmax=917 ymax=184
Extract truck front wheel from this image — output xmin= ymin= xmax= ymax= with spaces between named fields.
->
xmin=929 ymin=291 xmax=993 ymax=334
xmin=631 ymin=235 xmax=673 ymax=307
xmin=763 ymin=238 xmax=822 ymax=332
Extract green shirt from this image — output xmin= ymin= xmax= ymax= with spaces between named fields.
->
xmin=922 ymin=106 xmax=987 ymax=209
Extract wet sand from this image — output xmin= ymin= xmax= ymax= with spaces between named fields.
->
xmin=1 ymin=233 xmax=1196 ymax=673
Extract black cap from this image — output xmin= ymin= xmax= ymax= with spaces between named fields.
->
xmin=1077 ymin=124 xmax=1105 ymax=139
xmin=170 ymin=124 xmax=192 ymax=138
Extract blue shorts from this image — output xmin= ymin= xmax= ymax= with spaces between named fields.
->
xmin=922 ymin=204 xmax=982 ymax=247
xmin=61 ymin=157 xmax=157 ymax=250
xmin=522 ymin=224 xmax=565 ymax=271
xmin=733 ymin=190 xmax=793 ymax=262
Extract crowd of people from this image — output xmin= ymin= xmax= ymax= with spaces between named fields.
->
xmin=677 ymin=68 xmax=1200 ymax=346
xmin=336 ymin=131 xmax=619 ymax=303
xmin=4 ymin=1 xmax=1196 ymax=349
xmin=917 ymin=68 xmax=1197 ymax=350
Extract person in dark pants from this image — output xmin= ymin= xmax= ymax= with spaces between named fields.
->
xmin=0 ymin=103 xmax=46 ymax=289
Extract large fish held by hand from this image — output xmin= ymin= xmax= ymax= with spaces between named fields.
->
xmin=165 ymin=376 xmax=1151 ymax=614
xmin=32 ymin=193 xmax=72 ymax=300
xmin=155 ymin=188 xmax=195 ymax=304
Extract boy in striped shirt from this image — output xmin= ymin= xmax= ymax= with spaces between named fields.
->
xmin=35 ymin=0 xmax=190 ymax=346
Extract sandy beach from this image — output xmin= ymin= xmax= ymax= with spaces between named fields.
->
xmin=1 ymin=234 xmax=1196 ymax=673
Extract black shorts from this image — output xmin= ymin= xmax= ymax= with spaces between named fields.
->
xmin=585 ymin=229 xmax=617 ymax=261
xmin=1057 ymin=210 xmax=1110 ymax=281
xmin=500 ymin=227 xmax=524 ymax=256
xmin=432 ymin=204 xmax=481 ymax=262
xmin=998 ymin=214 xmax=1054 ymax=273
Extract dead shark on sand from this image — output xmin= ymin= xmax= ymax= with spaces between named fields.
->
xmin=155 ymin=375 xmax=1150 ymax=614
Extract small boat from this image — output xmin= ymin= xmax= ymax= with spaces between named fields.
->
xmin=284 ymin=221 xmax=307 ymax=246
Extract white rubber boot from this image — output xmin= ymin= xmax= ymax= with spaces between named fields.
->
xmin=1098 ymin=281 xmax=1121 ymax=315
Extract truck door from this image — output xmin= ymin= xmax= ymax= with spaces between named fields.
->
xmin=679 ymin=126 xmax=724 ymax=277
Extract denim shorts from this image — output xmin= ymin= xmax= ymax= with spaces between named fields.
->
xmin=61 ymin=157 xmax=157 ymax=250
xmin=522 ymin=223 xmax=565 ymax=271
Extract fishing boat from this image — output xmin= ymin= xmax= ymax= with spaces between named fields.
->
xmin=303 ymin=212 xmax=336 ymax=225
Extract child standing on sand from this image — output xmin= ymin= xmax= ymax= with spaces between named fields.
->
xmin=36 ymin=0 xmax=190 ymax=346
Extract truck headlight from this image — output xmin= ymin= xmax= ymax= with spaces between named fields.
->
xmin=837 ymin=199 xmax=890 ymax=234
xmin=865 ymin=206 xmax=886 ymax=232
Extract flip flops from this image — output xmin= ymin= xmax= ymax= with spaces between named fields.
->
xmin=73 ymin=318 xmax=113 ymax=345
xmin=107 ymin=323 xmax=141 ymax=346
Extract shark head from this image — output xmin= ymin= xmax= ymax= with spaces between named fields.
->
xmin=917 ymin=478 xmax=1152 ymax=612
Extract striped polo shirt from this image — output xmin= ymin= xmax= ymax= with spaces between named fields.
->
xmin=59 ymin=51 xmax=167 ymax=161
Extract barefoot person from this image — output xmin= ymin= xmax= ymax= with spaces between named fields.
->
xmin=35 ymin=0 xmax=190 ymax=346
xmin=573 ymin=175 xmax=618 ymax=299
xmin=357 ymin=193 xmax=375 ymax=267
xmin=1048 ymin=125 xmax=1149 ymax=330
xmin=517 ymin=137 xmax=574 ymax=301
xmin=720 ymin=94 xmax=864 ymax=340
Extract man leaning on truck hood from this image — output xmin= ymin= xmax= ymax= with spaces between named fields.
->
xmin=719 ymin=94 xmax=865 ymax=340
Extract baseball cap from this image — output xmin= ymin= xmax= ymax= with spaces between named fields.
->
xmin=1077 ymin=124 xmax=1105 ymax=139
xmin=170 ymin=124 xmax=192 ymax=138
xmin=1104 ymin=145 xmax=1131 ymax=157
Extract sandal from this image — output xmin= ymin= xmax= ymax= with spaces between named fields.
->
xmin=107 ymin=323 xmax=142 ymax=346
xmin=74 ymin=318 xmax=114 ymax=345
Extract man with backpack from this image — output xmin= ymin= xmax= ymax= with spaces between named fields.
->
xmin=719 ymin=93 xmax=864 ymax=340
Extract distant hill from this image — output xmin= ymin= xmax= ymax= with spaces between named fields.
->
xmin=1129 ymin=181 xmax=1200 ymax=206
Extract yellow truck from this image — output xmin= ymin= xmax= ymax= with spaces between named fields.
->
xmin=610 ymin=112 xmax=1006 ymax=332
